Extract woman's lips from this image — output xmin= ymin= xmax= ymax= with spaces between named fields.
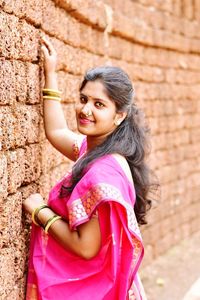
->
xmin=79 ymin=117 xmax=94 ymax=125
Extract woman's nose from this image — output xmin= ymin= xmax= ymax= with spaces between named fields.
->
xmin=81 ymin=103 xmax=92 ymax=114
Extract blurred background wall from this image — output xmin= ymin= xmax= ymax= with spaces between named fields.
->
xmin=0 ymin=0 xmax=200 ymax=299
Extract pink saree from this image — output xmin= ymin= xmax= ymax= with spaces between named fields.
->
xmin=26 ymin=139 xmax=145 ymax=300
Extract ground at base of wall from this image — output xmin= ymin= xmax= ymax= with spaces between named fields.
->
xmin=140 ymin=230 xmax=200 ymax=300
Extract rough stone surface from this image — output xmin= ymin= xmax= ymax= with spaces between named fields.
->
xmin=0 ymin=0 xmax=200 ymax=299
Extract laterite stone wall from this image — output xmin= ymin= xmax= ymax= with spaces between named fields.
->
xmin=0 ymin=0 xmax=200 ymax=298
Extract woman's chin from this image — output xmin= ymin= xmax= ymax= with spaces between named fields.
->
xmin=77 ymin=126 xmax=93 ymax=135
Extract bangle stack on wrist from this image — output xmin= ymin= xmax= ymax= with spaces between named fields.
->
xmin=32 ymin=204 xmax=62 ymax=234
xmin=32 ymin=204 xmax=49 ymax=228
xmin=42 ymin=88 xmax=62 ymax=102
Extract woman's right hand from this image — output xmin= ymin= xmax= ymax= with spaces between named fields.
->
xmin=41 ymin=36 xmax=58 ymax=75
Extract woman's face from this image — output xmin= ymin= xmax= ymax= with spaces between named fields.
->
xmin=75 ymin=80 xmax=121 ymax=138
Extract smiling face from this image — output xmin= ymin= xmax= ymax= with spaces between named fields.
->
xmin=75 ymin=80 xmax=125 ymax=142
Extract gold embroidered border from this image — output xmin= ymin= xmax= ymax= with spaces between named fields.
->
xmin=68 ymin=183 xmax=141 ymax=237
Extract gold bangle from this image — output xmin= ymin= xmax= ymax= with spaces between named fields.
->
xmin=43 ymin=92 xmax=61 ymax=98
xmin=42 ymin=88 xmax=62 ymax=94
xmin=42 ymin=90 xmax=62 ymax=98
xmin=43 ymin=96 xmax=61 ymax=101
xmin=44 ymin=215 xmax=62 ymax=234
xmin=32 ymin=204 xmax=49 ymax=227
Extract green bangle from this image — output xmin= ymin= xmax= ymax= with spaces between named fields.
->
xmin=33 ymin=204 xmax=50 ymax=228
xmin=44 ymin=215 xmax=62 ymax=234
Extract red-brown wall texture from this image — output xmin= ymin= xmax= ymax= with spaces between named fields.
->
xmin=1 ymin=0 xmax=200 ymax=299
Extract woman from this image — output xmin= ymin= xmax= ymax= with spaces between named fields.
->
xmin=23 ymin=36 xmax=153 ymax=299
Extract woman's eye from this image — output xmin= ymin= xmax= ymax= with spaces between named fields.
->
xmin=95 ymin=102 xmax=104 ymax=107
xmin=80 ymin=96 xmax=87 ymax=103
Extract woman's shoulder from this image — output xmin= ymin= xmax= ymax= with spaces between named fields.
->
xmin=88 ymin=153 xmax=134 ymax=187
xmin=111 ymin=153 xmax=134 ymax=185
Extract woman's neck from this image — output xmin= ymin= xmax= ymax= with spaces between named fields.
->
xmin=86 ymin=134 xmax=108 ymax=151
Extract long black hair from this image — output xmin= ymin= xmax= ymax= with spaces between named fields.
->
xmin=60 ymin=66 xmax=158 ymax=225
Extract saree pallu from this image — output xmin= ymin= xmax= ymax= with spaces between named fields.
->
xmin=26 ymin=141 xmax=145 ymax=300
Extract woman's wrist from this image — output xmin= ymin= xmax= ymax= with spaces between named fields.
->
xmin=37 ymin=207 xmax=55 ymax=225
xmin=44 ymin=72 xmax=58 ymax=90
xmin=45 ymin=71 xmax=57 ymax=78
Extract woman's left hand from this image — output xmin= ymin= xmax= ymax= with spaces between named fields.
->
xmin=23 ymin=193 xmax=45 ymax=215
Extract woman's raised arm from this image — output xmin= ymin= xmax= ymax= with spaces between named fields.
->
xmin=41 ymin=36 xmax=83 ymax=161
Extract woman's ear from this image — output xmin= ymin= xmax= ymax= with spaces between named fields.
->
xmin=114 ymin=111 xmax=127 ymax=126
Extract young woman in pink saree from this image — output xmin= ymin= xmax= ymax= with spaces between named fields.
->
xmin=23 ymin=36 xmax=154 ymax=299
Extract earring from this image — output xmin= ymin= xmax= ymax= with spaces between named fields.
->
xmin=114 ymin=120 xmax=120 ymax=126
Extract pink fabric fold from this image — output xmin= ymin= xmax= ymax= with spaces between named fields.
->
xmin=26 ymin=139 xmax=145 ymax=300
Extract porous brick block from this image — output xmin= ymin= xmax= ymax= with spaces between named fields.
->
xmin=165 ymin=69 xmax=200 ymax=84
xmin=190 ymin=186 xmax=200 ymax=203
xmin=173 ymin=0 xmax=182 ymax=17
xmin=42 ymin=1 xmax=80 ymax=47
xmin=181 ymin=222 xmax=191 ymax=240
xmin=194 ymin=0 xmax=200 ymax=20
xmin=86 ymin=24 xmax=104 ymax=55
xmin=13 ymin=234 xmax=28 ymax=281
xmin=143 ymin=222 xmax=162 ymax=244
xmin=39 ymin=173 xmax=53 ymax=200
xmin=46 ymin=36 xmax=101 ymax=76
xmin=1 ymin=0 xmax=43 ymax=25
xmin=26 ymin=63 xmax=41 ymax=104
xmin=6 ymin=148 xmax=25 ymax=193
xmin=7 ymin=275 xmax=26 ymax=300
xmin=160 ymin=217 xmax=173 ymax=237
xmin=164 ymin=14 xmax=182 ymax=35
xmin=0 ymin=154 xmax=8 ymax=200
xmin=0 ymin=59 xmax=39 ymax=105
xmin=38 ymin=117 xmax=46 ymax=141
xmin=24 ymin=0 xmax=43 ymax=25
xmin=0 ymin=59 xmax=16 ymax=105
xmin=14 ymin=60 xmax=27 ymax=103
xmin=141 ymin=243 xmax=154 ymax=267
xmin=154 ymin=230 xmax=173 ymax=256
xmin=157 ymin=165 xmax=179 ymax=184
xmin=57 ymin=72 xmax=81 ymax=103
xmin=0 ymin=11 xmax=39 ymax=60
xmin=183 ymin=20 xmax=200 ymax=39
xmin=49 ymin=161 xmax=72 ymax=187
xmin=19 ymin=182 xmax=39 ymax=201
xmin=108 ymin=37 xmax=128 ymax=61
xmin=0 ymin=248 xmax=16 ymax=299
xmin=190 ymin=217 xmax=200 ymax=233
xmin=23 ymin=144 xmax=41 ymax=184
xmin=17 ymin=20 xmax=40 ymax=61
xmin=183 ymin=0 xmax=194 ymax=20
xmin=39 ymin=160 xmax=72 ymax=200
xmin=0 ymin=191 xmax=22 ymax=248
xmin=148 ymin=150 xmax=167 ymax=170
xmin=40 ymin=139 xmax=65 ymax=174
xmin=111 ymin=9 xmax=200 ymax=53
xmin=0 ymin=11 xmax=19 ymax=59
xmin=53 ymin=38 xmax=82 ymax=74
xmin=1 ymin=0 xmax=25 ymax=18
xmin=54 ymin=0 xmax=106 ymax=29
xmin=16 ymin=104 xmax=40 ymax=145
xmin=180 ymin=203 xmax=198 ymax=224
xmin=171 ymin=226 xmax=182 ymax=246
xmin=63 ymin=102 xmax=78 ymax=131
xmin=0 ymin=106 xmax=16 ymax=150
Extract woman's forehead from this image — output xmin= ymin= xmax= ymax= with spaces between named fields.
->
xmin=80 ymin=81 xmax=111 ymax=103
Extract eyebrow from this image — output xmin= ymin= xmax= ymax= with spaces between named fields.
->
xmin=80 ymin=92 xmax=109 ymax=103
